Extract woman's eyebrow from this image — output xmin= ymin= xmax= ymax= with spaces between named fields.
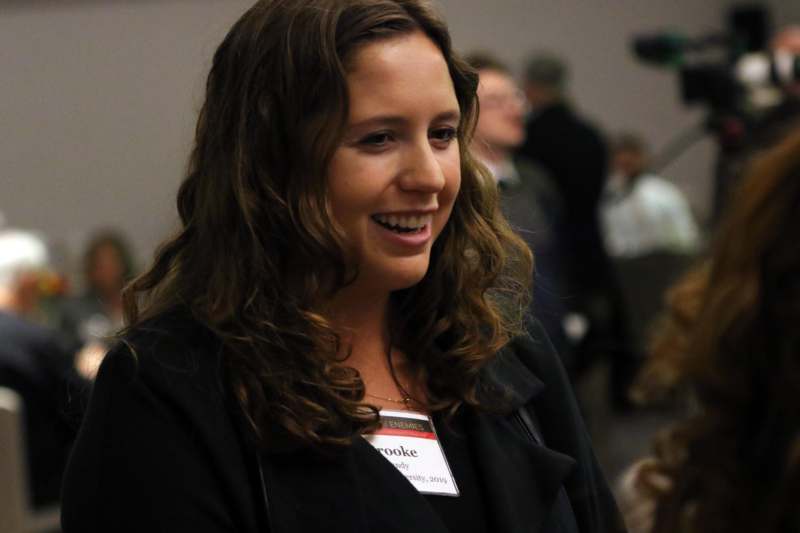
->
xmin=433 ymin=110 xmax=461 ymax=123
xmin=348 ymin=115 xmax=408 ymax=131
xmin=347 ymin=109 xmax=461 ymax=131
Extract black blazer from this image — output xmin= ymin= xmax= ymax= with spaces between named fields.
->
xmin=61 ymin=314 xmax=623 ymax=533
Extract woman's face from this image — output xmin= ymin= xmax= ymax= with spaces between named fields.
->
xmin=327 ymin=31 xmax=461 ymax=294
xmin=88 ymin=243 xmax=125 ymax=293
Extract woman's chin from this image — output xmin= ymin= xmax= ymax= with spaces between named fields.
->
xmin=371 ymin=260 xmax=431 ymax=293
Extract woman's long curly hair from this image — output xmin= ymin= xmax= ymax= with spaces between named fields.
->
xmin=635 ymin=129 xmax=800 ymax=533
xmin=122 ymin=0 xmax=532 ymax=449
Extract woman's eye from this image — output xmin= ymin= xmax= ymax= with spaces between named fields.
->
xmin=430 ymin=127 xmax=457 ymax=144
xmin=360 ymin=132 xmax=393 ymax=148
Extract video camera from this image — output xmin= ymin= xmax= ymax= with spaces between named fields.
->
xmin=632 ymin=5 xmax=800 ymax=221
xmin=632 ymin=6 xmax=799 ymax=121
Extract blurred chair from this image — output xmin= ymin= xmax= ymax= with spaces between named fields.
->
xmin=0 ymin=387 xmax=61 ymax=533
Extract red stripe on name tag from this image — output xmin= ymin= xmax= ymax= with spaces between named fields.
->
xmin=371 ymin=428 xmax=436 ymax=439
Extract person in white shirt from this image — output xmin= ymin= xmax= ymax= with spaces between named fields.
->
xmin=601 ymin=133 xmax=700 ymax=259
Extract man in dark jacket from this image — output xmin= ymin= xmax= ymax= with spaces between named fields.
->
xmin=517 ymin=54 xmax=633 ymax=408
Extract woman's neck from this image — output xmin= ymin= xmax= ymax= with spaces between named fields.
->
xmin=326 ymin=286 xmax=391 ymax=369
xmin=325 ymin=287 xmax=421 ymax=411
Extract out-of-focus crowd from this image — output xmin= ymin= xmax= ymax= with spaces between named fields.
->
xmin=0 ymin=228 xmax=133 ymax=513
xmin=464 ymin=28 xmax=800 ymax=533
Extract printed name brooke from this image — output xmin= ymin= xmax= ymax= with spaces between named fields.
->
xmin=375 ymin=445 xmax=419 ymax=458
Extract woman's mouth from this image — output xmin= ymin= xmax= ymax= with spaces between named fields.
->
xmin=371 ymin=213 xmax=433 ymax=234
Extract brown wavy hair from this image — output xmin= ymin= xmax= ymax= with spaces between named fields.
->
xmin=122 ymin=0 xmax=531 ymax=449
xmin=634 ymin=128 xmax=800 ymax=533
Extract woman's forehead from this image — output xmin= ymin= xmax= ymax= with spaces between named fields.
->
xmin=344 ymin=32 xmax=458 ymax=123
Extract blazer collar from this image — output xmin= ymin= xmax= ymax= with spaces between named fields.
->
xmin=478 ymin=342 xmax=546 ymax=414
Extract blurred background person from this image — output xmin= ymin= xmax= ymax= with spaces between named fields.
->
xmin=600 ymin=132 xmax=700 ymax=405
xmin=465 ymin=51 xmax=568 ymax=357
xmin=600 ymin=133 xmax=700 ymax=386
xmin=518 ymin=51 xmax=633 ymax=410
xmin=58 ymin=230 xmax=135 ymax=350
xmin=619 ymin=127 xmax=800 ymax=533
xmin=0 ymin=229 xmax=87 ymax=510
xmin=518 ymin=52 xmax=609 ymax=301
xmin=602 ymin=133 xmax=700 ymax=260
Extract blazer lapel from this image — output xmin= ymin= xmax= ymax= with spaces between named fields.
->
xmin=468 ymin=347 xmax=577 ymax=533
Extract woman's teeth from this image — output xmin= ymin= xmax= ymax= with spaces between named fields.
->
xmin=372 ymin=213 xmax=432 ymax=233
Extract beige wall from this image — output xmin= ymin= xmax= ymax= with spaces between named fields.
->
xmin=768 ymin=0 xmax=800 ymax=29
xmin=0 ymin=0 xmax=763 ymax=273
xmin=1 ymin=0 xmax=253 ymax=274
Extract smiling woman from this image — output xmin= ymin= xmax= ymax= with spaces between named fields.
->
xmin=327 ymin=31 xmax=462 ymax=296
xmin=60 ymin=1 xmax=624 ymax=532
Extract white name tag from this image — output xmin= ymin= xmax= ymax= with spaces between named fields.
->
xmin=364 ymin=410 xmax=459 ymax=497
